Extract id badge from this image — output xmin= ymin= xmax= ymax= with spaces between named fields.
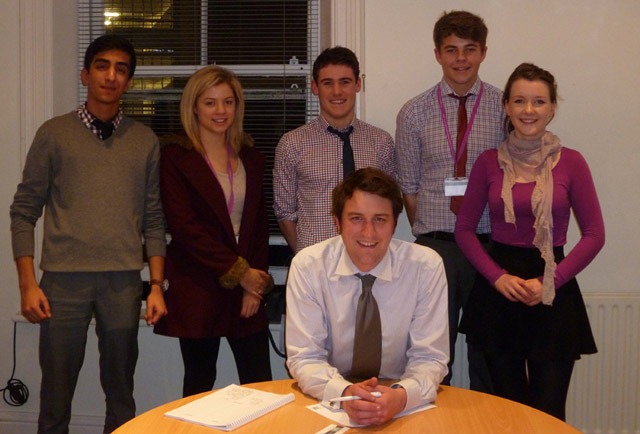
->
xmin=444 ymin=177 xmax=468 ymax=197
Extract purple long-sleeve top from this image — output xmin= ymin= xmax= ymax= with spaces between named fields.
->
xmin=455 ymin=147 xmax=605 ymax=289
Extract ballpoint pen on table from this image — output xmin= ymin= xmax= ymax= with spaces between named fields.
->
xmin=328 ymin=391 xmax=382 ymax=403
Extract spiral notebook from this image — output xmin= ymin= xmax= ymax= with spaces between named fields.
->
xmin=165 ymin=384 xmax=295 ymax=431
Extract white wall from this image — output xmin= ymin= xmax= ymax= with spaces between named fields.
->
xmin=1 ymin=0 xmax=638 ymax=432
xmin=362 ymin=0 xmax=640 ymax=295
xmin=0 ymin=0 xmax=29 ymax=426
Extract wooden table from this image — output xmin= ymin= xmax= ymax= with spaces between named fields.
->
xmin=113 ymin=379 xmax=581 ymax=434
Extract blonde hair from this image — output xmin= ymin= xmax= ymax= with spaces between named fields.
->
xmin=180 ymin=65 xmax=253 ymax=154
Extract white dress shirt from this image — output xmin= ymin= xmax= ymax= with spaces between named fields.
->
xmin=285 ymin=236 xmax=449 ymax=411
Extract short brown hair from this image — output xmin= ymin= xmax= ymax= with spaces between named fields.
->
xmin=332 ymin=168 xmax=403 ymax=224
xmin=433 ymin=10 xmax=488 ymax=50
xmin=312 ymin=46 xmax=360 ymax=84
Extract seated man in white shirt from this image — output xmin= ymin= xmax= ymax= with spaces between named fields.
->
xmin=285 ymin=167 xmax=449 ymax=426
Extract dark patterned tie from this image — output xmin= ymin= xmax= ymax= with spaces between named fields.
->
xmin=327 ymin=125 xmax=355 ymax=179
xmin=350 ymin=274 xmax=381 ymax=380
xmin=449 ymin=94 xmax=468 ymax=214
xmin=92 ymin=118 xmax=115 ymax=140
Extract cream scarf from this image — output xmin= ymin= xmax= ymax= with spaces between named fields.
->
xmin=498 ymin=131 xmax=562 ymax=305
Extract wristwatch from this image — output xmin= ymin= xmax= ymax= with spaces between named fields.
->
xmin=149 ymin=278 xmax=169 ymax=292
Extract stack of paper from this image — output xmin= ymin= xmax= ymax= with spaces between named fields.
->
xmin=165 ymin=384 xmax=295 ymax=431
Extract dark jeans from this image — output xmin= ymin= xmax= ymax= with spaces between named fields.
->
xmin=179 ymin=330 xmax=273 ymax=397
xmin=38 ymin=271 xmax=141 ymax=434
xmin=416 ymin=234 xmax=493 ymax=393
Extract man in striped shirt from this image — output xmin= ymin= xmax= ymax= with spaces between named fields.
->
xmin=395 ymin=11 xmax=505 ymax=392
xmin=274 ymin=46 xmax=396 ymax=253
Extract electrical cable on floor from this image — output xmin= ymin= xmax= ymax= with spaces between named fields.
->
xmin=1 ymin=322 xmax=29 ymax=406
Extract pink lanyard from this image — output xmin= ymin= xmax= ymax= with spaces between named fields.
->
xmin=203 ymin=144 xmax=235 ymax=214
xmin=437 ymin=83 xmax=484 ymax=168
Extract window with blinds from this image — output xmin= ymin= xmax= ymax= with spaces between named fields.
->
xmin=78 ymin=0 xmax=320 ymax=236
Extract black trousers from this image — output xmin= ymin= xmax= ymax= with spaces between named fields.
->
xmin=485 ymin=353 xmax=575 ymax=421
xmin=179 ymin=330 xmax=272 ymax=397
xmin=416 ymin=234 xmax=493 ymax=393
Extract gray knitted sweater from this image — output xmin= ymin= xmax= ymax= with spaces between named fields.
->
xmin=10 ymin=111 xmax=166 ymax=272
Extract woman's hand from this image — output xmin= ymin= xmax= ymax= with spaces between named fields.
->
xmin=240 ymin=290 xmax=262 ymax=318
xmin=239 ymin=268 xmax=270 ymax=318
xmin=239 ymin=268 xmax=270 ymax=298
xmin=494 ymin=274 xmax=535 ymax=303
xmin=522 ymin=278 xmax=543 ymax=306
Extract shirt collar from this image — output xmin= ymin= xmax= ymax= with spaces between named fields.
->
xmin=334 ymin=237 xmax=394 ymax=282
xmin=77 ymin=103 xmax=123 ymax=130
xmin=318 ymin=115 xmax=356 ymax=134
xmin=439 ymin=77 xmax=483 ymax=98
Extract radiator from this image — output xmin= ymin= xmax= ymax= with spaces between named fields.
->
xmin=450 ymin=292 xmax=640 ymax=434
xmin=568 ymin=293 xmax=640 ymax=434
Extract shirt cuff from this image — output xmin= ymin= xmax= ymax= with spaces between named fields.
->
xmin=144 ymin=237 xmax=167 ymax=258
xmin=322 ymin=377 xmax=353 ymax=402
xmin=392 ymin=378 xmax=435 ymax=411
xmin=11 ymin=230 xmax=35 ymax=260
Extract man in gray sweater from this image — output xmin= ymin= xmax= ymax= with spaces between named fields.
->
xmin=10 ymin=35 xmax=167 ymax=434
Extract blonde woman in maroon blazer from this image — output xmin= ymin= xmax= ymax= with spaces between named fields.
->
xmin=154 ymin=66 xmax=273 ymax=396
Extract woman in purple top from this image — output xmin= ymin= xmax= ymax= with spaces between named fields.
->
xmin=455 ymin=63 xmax=605 ymax=421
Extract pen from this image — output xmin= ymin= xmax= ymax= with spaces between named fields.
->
xmin=328 ymin=391 xmax=382 ymax=403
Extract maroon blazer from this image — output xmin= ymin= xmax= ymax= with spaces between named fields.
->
xmin=154 ymin=139 xmax=270 ymax=338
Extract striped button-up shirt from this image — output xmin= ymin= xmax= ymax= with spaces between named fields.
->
xmin=274 ymin=116 xmax=396 ymax=252
xmin=395 ymin=78 xmax=505 ymax=236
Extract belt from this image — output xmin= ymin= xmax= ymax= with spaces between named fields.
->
xmin=421 ymin=231 xmax=490 ymax=244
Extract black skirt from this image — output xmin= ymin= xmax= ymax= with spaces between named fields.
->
xmin=459 ymin=242 xmax=597 ymax=361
